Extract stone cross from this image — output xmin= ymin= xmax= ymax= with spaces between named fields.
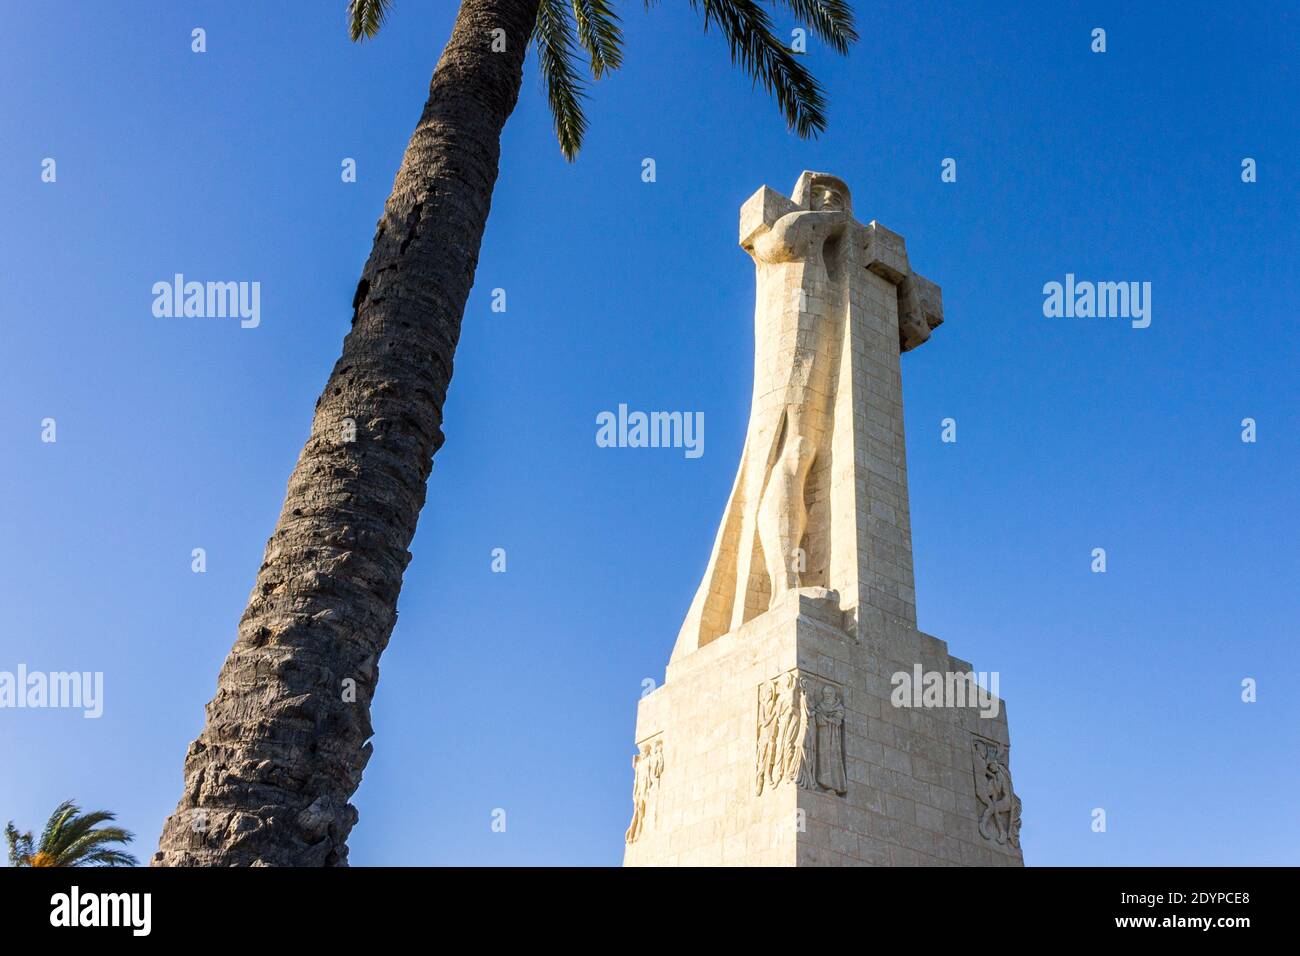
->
xmin=672 ymin=171 xmax=944 ymax=661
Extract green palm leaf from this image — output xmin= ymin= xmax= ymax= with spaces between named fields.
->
xmin=689 ymin=0 xmax=828 ymax=137
xmin=572 ymin=0 xmax=624 ymax=78
xmin=348 ymin=0 xmax=393 ymax=42
xmin=535 ymin=0 xmax=589 ymax=160
xmin=769 ymin=0 xmax=857 ymax=53
xmin=37 ymin=800 xmax=77 ymax=855
xmin=79 ymin=848 xmax=140 ymax=867
xmin=6 ymin=801 xmax=137 ymax=867
xmin=342 ymin=0 xmax=856 ymax=155
xmin=59 ymin=828 xmax=139 ymax=867
xmin=5 ymin=823 xmax=35 ymax=867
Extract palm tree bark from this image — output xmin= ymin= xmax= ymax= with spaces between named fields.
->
xmin=154 ymin=0 xmax=542 ymax=866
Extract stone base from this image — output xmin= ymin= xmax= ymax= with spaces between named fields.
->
xmin=622 ymin=589 xmax=1024 ymax=866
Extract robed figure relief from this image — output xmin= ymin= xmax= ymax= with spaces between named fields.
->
xmin=814 ymin=685 xmax=847 ymax=794
xmin=781 ymin=674 xmax=817 ymax=790
xmin=755 ymin=672 xmax=846 ymax=797
xmin=755 ymin=679 xmax=782 ymax=794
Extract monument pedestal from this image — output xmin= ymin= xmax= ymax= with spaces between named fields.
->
xmin=623 ymin=589 xmax=1022 ymax=867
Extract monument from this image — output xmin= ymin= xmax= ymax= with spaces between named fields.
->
xmin=623 ymin=172 xmax=1023 ymax=866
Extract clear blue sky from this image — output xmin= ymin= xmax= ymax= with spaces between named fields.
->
xmin=1 ymin=1 xmax=1297 ymax=866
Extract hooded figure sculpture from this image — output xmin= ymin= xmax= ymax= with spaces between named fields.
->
xmin=671 ymin=172 xmax=943 ymax=661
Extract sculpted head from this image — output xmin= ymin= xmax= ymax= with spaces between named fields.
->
xmin=820 ymin=685 xmax=836 ymax=704
xmin=792 ymin=171 xmax=852 ymax=217
xmin=813 ymin=184 xmax=846 ymax=212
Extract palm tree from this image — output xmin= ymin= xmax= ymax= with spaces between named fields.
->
xmin=6 ymin=801 xmax=137 ymax=867
xmin=155 ymin=0 xmax=858 ymax=866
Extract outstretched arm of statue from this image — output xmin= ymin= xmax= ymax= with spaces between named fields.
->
xmin=752 ymin=209 xmax=848 ymax=264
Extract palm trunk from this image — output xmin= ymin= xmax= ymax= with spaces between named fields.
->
xmin=154 ymin=0 xmax=542 ymax=866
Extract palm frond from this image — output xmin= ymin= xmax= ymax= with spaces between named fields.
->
xmin=688 ymin=0 xmax=828 ymax=138
xmin=348 ymin=0 xmax=393 ymax=42
xmin=12 ymin=801 xmax=137 ymax=867
xmin=5 ymin=823 xmax=35 ymax=867
xmin=768 ymin=0 xmax=857 ymax=54
xmin=60 ymin=828 xmax=139 ymax=867
xmin=534 ymin=0 xmax=589 ymax=160
xmin=78 ymin=848 xmax=140 ymax=868
xmin=47 ymin=808 xmax=117 ymax=858
xmin=571 ymin=0 xmax=624 ymax=79
xmin=37 ymin=801 xmax=77 ymax=856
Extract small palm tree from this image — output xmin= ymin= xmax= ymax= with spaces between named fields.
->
xmin=6 ymin=801 xmax=137 ymax=867
xmin=157 ymin=0 xmax=859 ymax=866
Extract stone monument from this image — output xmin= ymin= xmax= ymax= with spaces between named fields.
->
xmin=623 ymin=172 xmax=1023 ymax=866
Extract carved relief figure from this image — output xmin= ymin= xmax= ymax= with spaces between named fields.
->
xmin=755 ymin=680 xmax=781 ymax=795
xmin=780 ymin=674 xmax=813 ymax=787
xmin=625 ymin=738 xmax=665 ymax=844
xmin=972 ymin=738 xmax=1021 ymax=848
xmin=625 ymin=743 xmax=650 ymax=844
xmin=790 ymin=676 xmax=818 ymax=790
xmin=755 ymin=671 xmax=846 ymax=797
xmin=814 ymin=684 xmax=847 ymax=794
xmin=649 ymin=739 xmax=664 ymax=826
xmin=770 ymin=675 xmax=797 ymax=790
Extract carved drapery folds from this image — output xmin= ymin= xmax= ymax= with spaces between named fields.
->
xmin=625 ymin=736 xmax=664 ymax=844
xmin=971 ymin=736 xmax=1022 ymax=848
xmin=756 ymin=671 xmax=846 ymax=797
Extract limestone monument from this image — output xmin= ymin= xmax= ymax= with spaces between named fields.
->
xmin=623 ymin=172 xmax=1023 ymax=866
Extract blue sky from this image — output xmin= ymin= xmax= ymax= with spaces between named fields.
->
xmin=1 ymin=1 xmax=1297 ymax=865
